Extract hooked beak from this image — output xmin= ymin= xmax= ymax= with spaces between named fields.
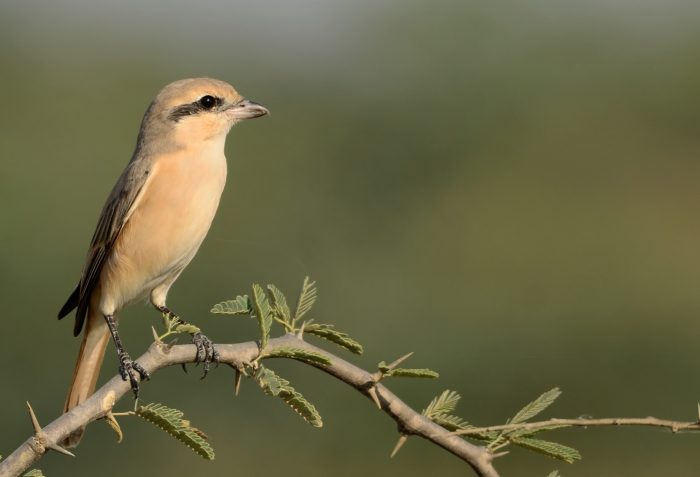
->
xmin=227 ymin=99 xmax=270 ymax=120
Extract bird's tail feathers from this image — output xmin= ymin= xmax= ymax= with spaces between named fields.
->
xmin=58 ymin=285 xmax=79 ymax=320
xmin=62 ymin=309 xmax=110 ymax=448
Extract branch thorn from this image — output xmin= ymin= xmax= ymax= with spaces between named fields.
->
xmin=234 ymin=369 xmax=243 ymax=396
xmin=386 ymin=351 xmax=414 ymax=370
xmin=390 ymin=434 xmax=408 ymax=458
xmin=47 ymin=442 xmax=76 ymax=457
xmin=26 ymin=401 xmax=41 ymax=434
xmin=26 ymin=402 xmax=75 ymax=457
xmin=374 ymin=351 xmax=416 ymax=383
xmin=368 ymin=385 xmax=382 ymax=409
xmin=151 ymin=326 xmax=161 ymax=343
xmin=296 ymin=321 xmax=306 ymax=339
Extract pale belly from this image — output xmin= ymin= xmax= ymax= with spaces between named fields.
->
xmin=98 ymin=149 xmax=227 ymax=313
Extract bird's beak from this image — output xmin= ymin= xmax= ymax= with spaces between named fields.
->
xmin=227 ymin=99 xmax=270 ymax=120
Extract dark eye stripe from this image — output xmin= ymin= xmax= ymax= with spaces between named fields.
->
xmin=168 ymin=95 xmax=224 ymax=122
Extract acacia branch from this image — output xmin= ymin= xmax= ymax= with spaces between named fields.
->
xmin=0 ymin=334 xmax=499 ymax=477
xmin=456 ymin=416 xmax=700 ymax=437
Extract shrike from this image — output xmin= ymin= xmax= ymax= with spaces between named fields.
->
xmin=58 ymin=78 xmax=268 ymax=446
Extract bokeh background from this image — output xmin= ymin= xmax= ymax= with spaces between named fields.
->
xmin=2 ymin=1 xmax=700 ymax=475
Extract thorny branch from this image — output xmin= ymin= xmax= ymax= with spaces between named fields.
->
xmin=0 ymin=335 xmax=499 ymax=477
xmin=456 ymin=416 xmax=700 ymax=437
xmin=4 ymin=333 xmax=700 ymax=477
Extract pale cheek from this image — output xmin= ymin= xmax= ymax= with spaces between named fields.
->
xmin=176 ymin=117 xmax=231 ymax=142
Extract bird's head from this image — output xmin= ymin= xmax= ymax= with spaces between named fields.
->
xmin=142 ymin=77 xmax=269 ymax=146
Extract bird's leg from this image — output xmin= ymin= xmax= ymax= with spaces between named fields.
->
xmin=155 ymin=305 xmax=219 ymax=378
xmin=104 ymin=314 xmax=150 ymax=397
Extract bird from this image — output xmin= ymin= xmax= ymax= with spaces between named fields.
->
xmin=57 ymin=77 xmax=269 ymax=447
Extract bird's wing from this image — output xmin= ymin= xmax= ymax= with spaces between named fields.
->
xmin=59 ymin=155 xmax=154 ymax=336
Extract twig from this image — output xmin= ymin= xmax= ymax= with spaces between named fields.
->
xmin=0 ymin=335 xmax=498 ymax=477
xmin=455 ymin=417 xmax=700 ymax=437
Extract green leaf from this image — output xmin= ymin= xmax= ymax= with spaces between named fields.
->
xmin=422 ymin=390 xmax=476 ymax=438
xmin=546 ymin=471 xmax=561 ymax=477
xmin=422 ymin=390 xmax=461 ymax=418
xmin=432 ymin=413 xmax=471 ymax=432
xmin=256 ymin=367 xmax=287 ymax=396
xmin=281 ymin=391 xmax=323 ymax=428
xmin=510 ymin=388 xmax=562 ymax=424
xmin=263 ymin=347 xmax=331 ymax=366
xmin=174 ymin=323 xmax=200 ymax=334
xmin=294 ymin=276 xmax=317 ymax=322
xmin=267 ymin=284 xmax=291 ymax=323
xmin=210 ymin=295 xmax=252 ymax=315
xmin=136 ymin=403 xmax=215 ymax=460
xmin=252 ymin=284 xmax=273 ymax=349
xmin=385 ymin=368 xmax=439 ymax=379
xmin=22 ymin=471 xmax=44 ymax=477
xmin=305 ymin=323 xmax=364 ymax=355
xmin=162 ymin=312 xmax=177 ymax=328
xmin=511 ymin=436 xmax=581 ymax=464
xmin=255 ymin=367 xmax=323 ymax=427
xmin=509 ymin=424 xmax=571 ymax=438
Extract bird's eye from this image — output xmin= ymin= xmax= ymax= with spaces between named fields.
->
xmin=199 ymin=95 xmax=216 ymax=109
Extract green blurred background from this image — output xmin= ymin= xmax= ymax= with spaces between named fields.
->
xmin=2 ymin=1 xmax=700 ymax=475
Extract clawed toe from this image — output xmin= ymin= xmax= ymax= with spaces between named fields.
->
xmin=192 ymin=332 xmax=219 ymax=379
xmin=118 ymin=353 xmax=149 ymax=398
xmin=133 ymin=361 xmax=150 ymax=380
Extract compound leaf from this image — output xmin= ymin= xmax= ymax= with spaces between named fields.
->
xmin=267 ymin=284 xmax=291 ymax=323
xmin=305 ymin=323 xmax=363 ymax=355
xmin=210 ymin=296 xmax=252 ymax=315
xmin=511 ymin=388 xmax=561 ymax=424
xmin=256 ymin=367 xmax=322 ymax=427
xmin=423 ymin=390 xmax=461 ymax=419
xmin=263 ymin=347 xmax=331 ymax=366
xmin=511 ymin=436 xmax=581 ymax=464
xmin=252 ymin=284 xmax=273 ymax=349
xmin=385 ymin=368 xmax=439 ymax=379
xmin=294 ymin=276 xmax=317 ymax=322
xmin=136 ymin=403 xmax=214 ymax=460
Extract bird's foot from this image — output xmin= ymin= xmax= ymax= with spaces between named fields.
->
xmin=118 ymin=352 xmax=150 ymax=398
xmin=192 ymin=332 xmax=219 ymax=379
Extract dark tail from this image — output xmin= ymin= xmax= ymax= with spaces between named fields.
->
xmin=58 ymin=285 xmax=80 ymax=320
